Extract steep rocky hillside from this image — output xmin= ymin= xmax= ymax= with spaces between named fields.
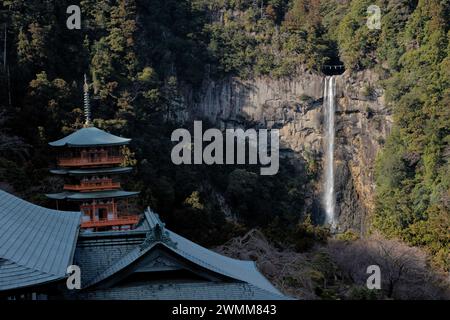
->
xmin=180 ymin=69 xmax=391 ymax=233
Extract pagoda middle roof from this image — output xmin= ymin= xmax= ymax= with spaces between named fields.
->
xmin=49 ymin=127 xmax=131 ymax=147
xmin=46 ymin=190 xmax=140 ymax=201
xmin=50 ymin=167 xmax=133 ymax=176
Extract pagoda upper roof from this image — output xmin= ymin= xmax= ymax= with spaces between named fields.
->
xmin=46 ymin=190 xmax=140 ymax=201
xmin=49 ymin=127 xmax=131 ymax=147
xmin=0 ymin=189 xmax=81 ymax=292
xmin=50 ymin=167 xmax=133 ymax=176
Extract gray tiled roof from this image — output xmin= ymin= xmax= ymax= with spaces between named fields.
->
xmin=71 ymin=282 xmax=289 ymax=300
xmin=49 ymin=127 xmax=131 ymax=147
xmin=75 ymin=208 xmax=289 ymax=299
xmin=84 ymin=243 xmax=145 ymax=287
xmin=74 ymin=231 xmax=145 ymax=284
xmin=0 ymin=189 xmax=81 ymax=291
xmin=144 ymin=209 xmax=284 ymax=297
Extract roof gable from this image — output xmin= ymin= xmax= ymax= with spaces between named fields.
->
xmin=78 ymin=208 xmax=285 ymax=298
xmin=86 ymin=244 xmax=231 ymax=290
xmin=144 ymin=209 xmax=283 ymax=296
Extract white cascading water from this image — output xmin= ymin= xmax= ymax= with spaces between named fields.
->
xmin=323 ymin=76 xmax=337 ymax=229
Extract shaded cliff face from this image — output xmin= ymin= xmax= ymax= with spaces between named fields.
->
xmin=186 ymin=70 xmax=392 ymax=232
xmin=334 ymin=72 xmax=392 ymax=232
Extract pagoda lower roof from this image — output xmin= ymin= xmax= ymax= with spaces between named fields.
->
xmin=46 ymin=190 xmax=139 ymax=201
xmin=49 ymin=127 xmax=131 ymax=147
xmin=50 ymin=167 xmax=133 ymax=176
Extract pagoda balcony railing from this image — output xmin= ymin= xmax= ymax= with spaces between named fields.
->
xmin=81 ymin=215 xmax=140 ymax=229
xmin=64 ymin=180 xmax=121 ymax=192
xmin=58 ymin=156 xmax=124 ymax=167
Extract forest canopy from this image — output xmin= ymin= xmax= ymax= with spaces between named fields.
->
xmin=0 ymin=0 xmax=448 ymax=272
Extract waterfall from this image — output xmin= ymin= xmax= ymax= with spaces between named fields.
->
xmin=323 ymin=76 xmax=336 ymax=229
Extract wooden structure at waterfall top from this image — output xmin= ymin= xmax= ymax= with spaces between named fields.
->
xmin=322 ymin=64 xmax=345 ymax=76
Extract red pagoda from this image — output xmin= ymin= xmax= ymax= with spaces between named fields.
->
xmin=46 ymin=76 xmax=140 ymax=232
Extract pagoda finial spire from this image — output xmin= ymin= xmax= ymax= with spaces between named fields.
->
xmin=83 ymin=74 xmax=92 ymax=127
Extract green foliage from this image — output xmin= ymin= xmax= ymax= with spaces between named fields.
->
xmin=264 ymin=213 xmax=330 ymax=252
xmin=336 ymin=230 xmax=360 ymax=242
xmin=361 ymin=84 xmax=375 ymax=98
xmin=335 ymin=0 xmax=380 ymax=70
xmin=372 ymin=0 xmax=450 ymax=271
xmin=309 ymin=250 xmax=340 ymax=299
xmin=0 ymin=158 xmax=28 ymax=191
xmin=183 ymin=191 xmax=205 ymax=210
xmin=207 ymin=21 xmax=257 ymax=78
xmin=347 ymin=286 xmax=380 ymax=300
xmin=292 ymin=215 xmax=330 ymax=251
xmin=120 ymin=145 xmax=137 ymax=167
xmin=197 ymin=0 xmax=336 ymax=78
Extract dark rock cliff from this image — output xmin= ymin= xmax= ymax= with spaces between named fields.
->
xmin=182 ymin=69 xmax=392 ymax=233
